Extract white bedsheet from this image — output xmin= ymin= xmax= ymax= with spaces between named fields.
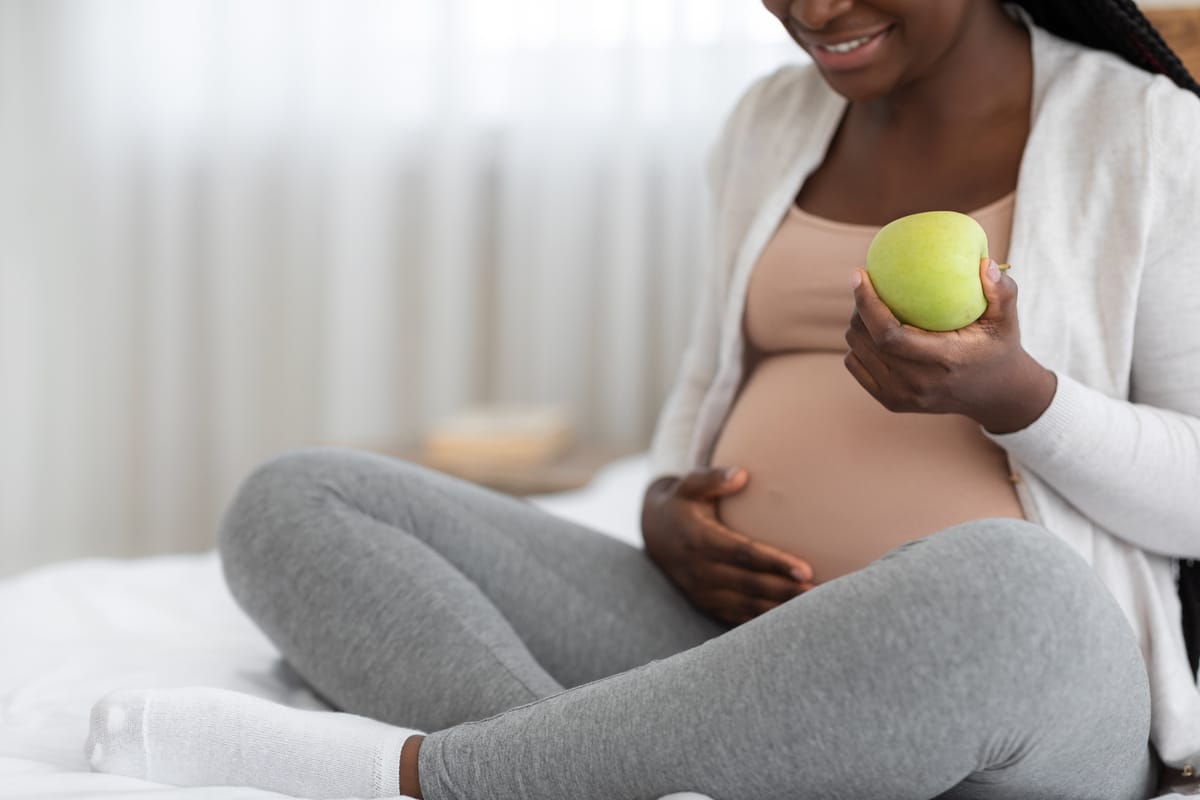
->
xmin=0 ymin=454 xmax=703 ymax=800
xmin=0 ymin=454 xmax=1186 ymax=799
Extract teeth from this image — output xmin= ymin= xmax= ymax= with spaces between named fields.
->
xmin=820 ymin=33 xmax=875 ymax=54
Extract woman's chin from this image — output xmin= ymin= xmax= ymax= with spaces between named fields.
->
xmin=819 ymin=73 xmax=899 ymax=104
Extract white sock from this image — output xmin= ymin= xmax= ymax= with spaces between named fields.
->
xmin=86 ymin=687 xmax=424 ymax=799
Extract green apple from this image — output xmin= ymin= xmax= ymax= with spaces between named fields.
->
xmin=866 ymin=210 xmax=996 ymax=332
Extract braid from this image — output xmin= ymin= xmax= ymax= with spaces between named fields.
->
xmin=1012 ymin=0 xmax=1200 ymax=97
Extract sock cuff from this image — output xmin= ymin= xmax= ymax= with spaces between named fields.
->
xmin=374 ymin=728 xmax=418 ymax=798
xmin=140 ymin=691 xmax=156 ymax=779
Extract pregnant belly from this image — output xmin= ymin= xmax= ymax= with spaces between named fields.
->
xmin=709 ymin=352 xmax=1024 ymax=584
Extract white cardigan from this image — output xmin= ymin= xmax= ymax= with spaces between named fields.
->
xmin=648 ymin=13 xmax=1200 ymax=771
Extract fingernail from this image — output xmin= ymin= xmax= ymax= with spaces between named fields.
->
xmin=986 ymin=259 xmax=1001 ymax=283
xmin=722 ymin=467 xmax=740 ymax=482
xmin=791 ymin=567 xmax=811 ymax=582
xmin=850 ymin=270 xmax=863 ymax=289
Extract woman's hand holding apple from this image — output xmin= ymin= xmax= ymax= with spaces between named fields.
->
xmin=843 ymin=257 xmax=1058 ymax=434
xmin=641 ymin=467 xmax=814 ymax=626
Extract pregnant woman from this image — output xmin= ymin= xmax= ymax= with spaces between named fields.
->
xmin=88 ymin=1 xmax=1200 ymax=798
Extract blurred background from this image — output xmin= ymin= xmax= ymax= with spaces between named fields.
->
xmin=1 ymin=0 xmax=1196 ymax=577
xmin=0 ymin=0 xmax=802 ymax=576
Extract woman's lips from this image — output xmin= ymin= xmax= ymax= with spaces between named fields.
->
xmin=801 ymin=25 xmax=894 ymax=72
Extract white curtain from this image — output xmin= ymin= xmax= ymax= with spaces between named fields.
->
xmin=0 ymin=0 xmax=801 ymax=576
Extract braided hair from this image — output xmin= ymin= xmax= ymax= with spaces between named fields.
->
xmin=1012 ymin=0 xmax=1200 ymax=96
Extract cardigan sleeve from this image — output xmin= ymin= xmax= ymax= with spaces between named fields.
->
xmin=646 ymin=203 xmax=722 ymax=482
xmin=647 ymin=72 xmax=777 ymax=483
xmin=987 ymin=77 xmax=1200 ymax=559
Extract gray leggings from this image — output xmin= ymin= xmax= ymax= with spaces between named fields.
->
xmin=218 ymin=448 xmax=1159 ymax=800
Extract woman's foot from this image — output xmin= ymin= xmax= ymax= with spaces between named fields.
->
xmin=86 ymin=686 xmax=424 ymax=799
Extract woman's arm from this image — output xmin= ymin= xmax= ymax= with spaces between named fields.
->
xmin=987 ymin=373 xmax=1200 ymax=559
xmin=986 ymin=78 xmax=1200 ymax=559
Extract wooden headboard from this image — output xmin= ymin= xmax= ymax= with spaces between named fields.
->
xmin=1144 ymin=6 xmax=1200 ymax=80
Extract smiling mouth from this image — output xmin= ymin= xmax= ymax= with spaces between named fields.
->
xmin=815 ymin=27 xmax=891 ymax=54
xmin=820 ymin=34 xmax=875 ymax=54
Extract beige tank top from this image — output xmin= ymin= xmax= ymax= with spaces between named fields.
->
xmin=710 ymin=193 xmax=1025 ymax=583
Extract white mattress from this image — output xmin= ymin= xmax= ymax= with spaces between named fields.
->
xmin=0 ymin=454 xmax=1184 ymax=799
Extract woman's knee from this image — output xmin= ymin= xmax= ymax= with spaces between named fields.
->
xmin=873 ymin=520 xmax=1148 ymax=713
xmin=218 ymin=448 xmax=355 ymax=588
xmin=874 ymin=518 xmax=1133 ymax=650
xmin=920 ymin=520 xmax=1143 ymax=662
xmin=914 ymin=519 xmax=1094 ymax=598
xmin=218 ymin=448 xmax=431 ymax=578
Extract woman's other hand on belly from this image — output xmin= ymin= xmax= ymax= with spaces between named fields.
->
xmin=641 ymin=467 xmax=814 ymax=626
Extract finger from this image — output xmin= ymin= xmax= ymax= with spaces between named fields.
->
xmin=845 ymin=313 xmax=896 ymax=380
xmin=700 ymin=589 xmax=782 ymax=625
xmin=844 ymin=316 xmax=902 ymax=386
xmin=676 ymin=466 xmax=748 ymax=500
xmin=704 ymin=562 xmax=810 ymax=601
xmin=843 ymin=349 xmax=886 ymax=403
xmin=977 ymin=257 xmax=1019 ymax=326
xmin=852 ymin=269 xmax=946 ymax=361
xmin=696 ymin=520 xmax=814 ymax=582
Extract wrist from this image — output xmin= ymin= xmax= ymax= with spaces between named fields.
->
xmin=979 ymin=354 xmax=1058 ymax=435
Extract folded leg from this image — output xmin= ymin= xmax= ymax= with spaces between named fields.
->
xmin=219 ymin=448 xmax=729 ymax=731
xmin=417 ymin=519 xmax=1157 ymax=800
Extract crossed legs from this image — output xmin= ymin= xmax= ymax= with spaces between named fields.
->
xmin=99 ymin=448 xmax=1158 ymax=800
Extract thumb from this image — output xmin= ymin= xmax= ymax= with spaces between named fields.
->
xmin=979 ymin=256 xmax=1018 ymax=323
xmin=678 ymin=466 xmax=748 ymax=500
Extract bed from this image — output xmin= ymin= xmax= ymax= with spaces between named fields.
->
xmin=0 ymin=453 xmax=1189 ymax=799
